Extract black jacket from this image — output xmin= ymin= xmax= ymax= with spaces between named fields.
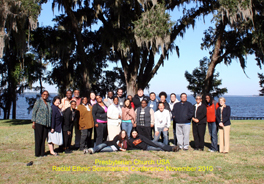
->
xmin=92 ymin=103 xmax=107 ymax=125
xmin=133 ymin=94 xmax=150 ymax=109
xmin=51 ymin=105 xmax=63 ymax=132
xmin=127 ymin=135 xmax=172 ymax=151
xmin=172 ymin=101 xmax=194 ymax=123
xmin=63 ymin=107 xmax=79 ymax=132
xmin=104 ymin=135 xmax=127 ymax=150
xmin=216 ymin=106 xmax=231 ymax=126
xmin=192 ymin=104 xmax=207 ymax=124
xmin=117 ymin=96 xmax=126 ymax=108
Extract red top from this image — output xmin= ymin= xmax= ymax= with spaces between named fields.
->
xmin=131 ymin=102 xmax=135 ymax=109
xmin=206 ymin=103 xmax=219 ymax=123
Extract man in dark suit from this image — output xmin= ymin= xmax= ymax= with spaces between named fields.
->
xmin=63 ymin=100 xmax=80 ymax=153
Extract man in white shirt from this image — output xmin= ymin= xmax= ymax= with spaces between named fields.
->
xmin=60 ymin=90 xmax=73 ymax=112
xmin=153 ymin=102 xmax=171 ymax=145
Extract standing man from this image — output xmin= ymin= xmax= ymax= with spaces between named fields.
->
xmin=169 ymin=93 xmax=179 ymax=145
xmin=171 ymin=93 xmax=194 ymax=151
xmin=133 ymin=88 xmax=149 ymax=109
xmin=63 ymin=100 xmax=80 ymax=153
xmin=148 ymin=92 xmax=158 ymax=111
xmin=116 ymin=88 xmax=125 ymax=108
xmin=72 ymin=89 xmax=81 ymax=149
xmin=104 ymin=91 xmax=114 ymax=107
xmin=72 ymin=90 xmax=81 ymax=106
xmin=135 ymin=100 xmax=155 ymax=140
xmin=148 ymin=92 xmax=158 ymax=139
xmin=60 ymin=90 xmax=73 ymax=112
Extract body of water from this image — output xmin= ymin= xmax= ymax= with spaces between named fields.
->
xmin=0 ymin=93 xmax=263 ymax=119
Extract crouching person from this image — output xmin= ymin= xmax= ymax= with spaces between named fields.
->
xmin=153 ymin=102 xmax=171 ymax=145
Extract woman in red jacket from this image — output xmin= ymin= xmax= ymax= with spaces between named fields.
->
xmin=205 ymin=94 xmax=219 ymax=152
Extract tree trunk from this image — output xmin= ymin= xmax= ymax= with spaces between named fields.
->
xmin=202 ymin=18 xmax=226 ymax=97
xmin=12 ymin=93 xmax=16 ymax=119
xmin=126 ymin=75 xmax=137 ymax=96
xmin=62 ymin=2 xmax=90 ymax=94
xmin=82 ymin=67 xmax=90 ymax=96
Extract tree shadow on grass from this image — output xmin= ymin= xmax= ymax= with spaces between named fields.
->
xmin=0 ymin=119 xmax=31 ymax=125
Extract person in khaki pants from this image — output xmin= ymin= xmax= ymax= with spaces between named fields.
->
xmin=216 ymin=97 xmax=231 ymax=154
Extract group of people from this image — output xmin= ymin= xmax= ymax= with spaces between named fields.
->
xmin=31 ymin=88 xmax=231 ymax=157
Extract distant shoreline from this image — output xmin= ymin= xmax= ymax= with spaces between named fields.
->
xmin=19 ymin=92 xmax=262 ymax=97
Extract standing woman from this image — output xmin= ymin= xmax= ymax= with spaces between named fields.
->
xmin=107 ymin=97 xmax=122 ymax=140
xmin=121 ymin=99 xmax=136 ymax=138
xmin=48 ymin=96 xmax=63 ymax=156
xmin=192 ymin=95 xmax=207 ymax=151
xmin=89 ymin=92 xmax=97 ymax=106
xmin=216 ymin=97 xmax=231 ymax=154
xmin=92 ymin=95 xmax=108 ymax=145
xmin=205 ymin=94 xmax=219 ymax=152
xmin=77 ymin=97 xmax=94 ymax=150
xmin=31 ymin=90 xmax=52 ymax=157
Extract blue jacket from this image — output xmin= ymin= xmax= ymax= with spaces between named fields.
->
xmin=51 ymin=105 xmax=63 ymax=132
xmin=172 ymin=101 xmax=194 ymax=123
xmin=216 ymin=106 xmax=231 ymax=126
xmin=31 ymin=98 xmax=52 ymax=127
xmin=148 ymin=99 xmax=158 ymax=112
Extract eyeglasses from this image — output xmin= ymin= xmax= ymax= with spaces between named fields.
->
xmin=43 ymin=94 xmax=49 ymax=96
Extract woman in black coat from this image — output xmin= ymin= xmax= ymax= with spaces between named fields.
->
xmin=92 ymin=95 xmax=108 ymax=146
xmin=48 ymin=96 xmax=63 ymax=156
xmin=192 ymin=95 xmax=207 ymax=151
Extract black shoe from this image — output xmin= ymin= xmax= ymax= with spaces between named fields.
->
xmin=26 ymin=161 xmax=33 ymax=166
xmin=193 ymin=148 xmax=199 ymax=151
xmin=65 ymin=149 xmax=72 ymax=154
xmin=172 ymin=146 xmax=180 ymax=152
xmin=183 ymin=149 xmax=188 ymax=151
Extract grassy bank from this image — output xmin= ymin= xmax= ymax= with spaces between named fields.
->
xmin=0 ymin=120 xmax=263 ymax=183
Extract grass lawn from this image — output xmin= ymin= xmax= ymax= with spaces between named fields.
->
xmin=0 ymin=120 xmax=263 ymax=183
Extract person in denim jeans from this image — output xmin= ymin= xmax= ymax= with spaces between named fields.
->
xmin=128 ymin=129 xmax=179 ymax=152
xmin=205 ymin=94 xmax=219 ymax=152
xmin=121 ymin=99 xmax=136 ymax=138
xmin=85 ymin=130 xmax=128 ymax=154
xmin=153 ymin=102 xmax=171 ymax=145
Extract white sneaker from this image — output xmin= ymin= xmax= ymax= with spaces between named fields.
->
xmin=208 ymin=149 xmax=216 ymax=152
xmin=83 ymin=149 xmax=89 ymax=154
xmin=88 ymin=148 xmax=94 ymax=154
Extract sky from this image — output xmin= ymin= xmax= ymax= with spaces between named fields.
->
xmin=36 ymin=1 xmax=263 ymax=96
